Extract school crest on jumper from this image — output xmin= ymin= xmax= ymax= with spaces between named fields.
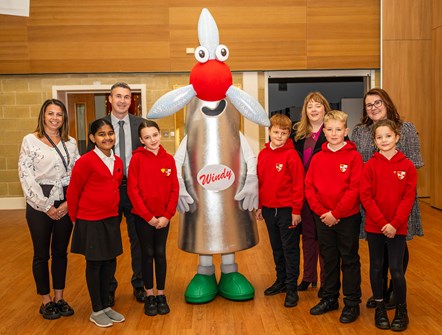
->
xmin=394 ymin=170 xmax=406 ymax=180
xmin=161 ymin=168 xmax=172 ymax=177
xmin=340 ymin=164 xmax=348 ymax=172
xmin=275 ymin=163 xmax=283 ymax=172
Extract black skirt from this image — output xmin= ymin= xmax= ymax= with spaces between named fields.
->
xmin=71 ymin=216 xmax=123 ymax=261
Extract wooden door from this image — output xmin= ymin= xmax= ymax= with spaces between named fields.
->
xmin=67 ymin=93 xmax=96 ymax=155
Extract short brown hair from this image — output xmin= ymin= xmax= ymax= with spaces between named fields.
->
xmin=270 ymin=113 xmax=292 ymax=131
xmin=372 ymin=119 xmax=401 ymax=139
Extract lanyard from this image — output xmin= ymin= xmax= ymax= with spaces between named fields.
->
xmin=44 ymin=134 xmax=70 ymax=171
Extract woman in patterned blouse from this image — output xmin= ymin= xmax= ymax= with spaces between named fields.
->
xmin=352 ymin=88 xmax=423 ymax=310
xmin=18 ymin=99 xmax=79 ymax=320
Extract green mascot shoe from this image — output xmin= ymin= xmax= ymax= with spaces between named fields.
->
xmin=218 ymin=272 xmax=255 ymax=301
xmin=184 ymin=273 xmax=218 ymax=304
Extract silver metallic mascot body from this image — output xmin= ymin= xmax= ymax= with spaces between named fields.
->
xmin=148 ymin=8 xmax=270 ymax=303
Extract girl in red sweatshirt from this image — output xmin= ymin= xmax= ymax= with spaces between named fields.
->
xmin=67 ymin=119 xmax=125 ymax=328
xmin=127 ymin=120 xmax=179 ymax=317
xmin=360 ymin=119 xmax=417 ymax=332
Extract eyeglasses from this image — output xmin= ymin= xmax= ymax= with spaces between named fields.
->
xmin=365 ymin=99 xmax=383 ymax=110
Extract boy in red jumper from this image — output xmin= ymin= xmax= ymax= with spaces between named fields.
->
xmin=256 ymin=114 xmax=304 ymax=308
xmin=305 ymin=110 xmax=363 ymax=323
xmin=360 ymin=119 xmax=416 ymax=332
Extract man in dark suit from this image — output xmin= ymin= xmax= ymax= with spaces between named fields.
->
xmin=88 ymin=82 xmax=146 ymax=305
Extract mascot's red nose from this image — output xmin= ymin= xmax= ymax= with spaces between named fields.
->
xmin=190 ymin=60 xmax=233 ymax=102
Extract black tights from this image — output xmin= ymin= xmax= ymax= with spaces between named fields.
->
xmin=135 ymin=215 xmax=169 ymax=290
xmin=367 ymin=233 xmax=407 ymax=304
xmin=86 ymin=259 xmax=115 ymax=312
xmin=380 ymin=241 xmax=409 ymax=294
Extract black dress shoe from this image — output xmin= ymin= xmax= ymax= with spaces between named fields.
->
xmin=310 ymin=299 xmax=339 ymax=315
xmin=390 ymin=303 xmax=409 ymax=332
xmin=284 ymin=289 xmax=299 ymax=307
xmin=375 ymin=301 xmax=390 ymax=330
xmin=297 ymin=281 xmax=317 ymax=291
xmin=55 ymin=299 xmax=74 ymax=316
xmin=264 ymin=281 xmax=287 ymax=296
xmin=39 ymin=301 xmax=60 ymax=320
xmin=144 ymin=295 xmax=157 ymax=316
xmin=109 ymin=292 xmax=115 ymax=307
xmin=339 ymin=305 xmax=360 ymax=323
xmin=156 ymin=295 xmax=170 ymax=315
xmin=134 ymin=287 xmax=146 ymax=303
xmin=366 ymin=296 xmax=376 ymax=308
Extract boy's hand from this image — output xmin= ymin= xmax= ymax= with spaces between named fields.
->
xmin=255 ymin=208 xmax=263 ymax=221
xmin=148 ymin=217 xmax=160 ymax=228
xmin=320 ymin=211 xmax=339 ymax=227
xmin=289 ymin=214 xmax=301 ymax=228
xmin=381 ymin=223 xmax=397 ymax=238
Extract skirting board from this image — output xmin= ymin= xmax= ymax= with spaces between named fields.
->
xmin=0 ymin=197 xmax=26 ymax=210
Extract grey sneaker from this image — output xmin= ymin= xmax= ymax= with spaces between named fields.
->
xmin=89 ymin=310 xmax=113 ymax=328
xmin=103 ymin=307 xmax=125 ymax=323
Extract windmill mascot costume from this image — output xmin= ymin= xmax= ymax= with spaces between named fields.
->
xmin=148 ymin=8 xmax=270 ymax=303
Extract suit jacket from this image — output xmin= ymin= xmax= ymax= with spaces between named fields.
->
xmin=87 ymin=113 xmax=145 ymax=153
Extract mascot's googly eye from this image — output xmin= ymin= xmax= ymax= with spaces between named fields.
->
xmin=215 ymin=45 xmax=229 ymax=62
xmin=195 ymin=46 xmax=209 ymax=63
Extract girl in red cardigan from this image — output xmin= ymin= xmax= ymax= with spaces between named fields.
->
xmin=127 ymin=120 xmax=179 ymax=317
xmin=360 ymin=119 xmax=417 ymax=332
xmin=67 ymin=119 xmax=125 ymax=328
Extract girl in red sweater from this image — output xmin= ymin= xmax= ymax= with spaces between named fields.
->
xmin=127 ymin=120 xmax=179 ymax=316
xmin=67 ymin=119 xmax=125 ymax=328
xmin=360 ymin=119 xmax=417 ymax=332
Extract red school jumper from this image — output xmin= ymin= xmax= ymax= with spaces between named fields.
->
xmin=360 ymin=151 xmax=417 ymax=235
xmin=127 ymin=145 xmax=179 ymax=223
xmin=257 ymin=140 xmax=304 ymax=214
xmin=67 ymin=150 xmax=123 ymax=222
xmin=305 ymin=141 xmax=363 ymax=219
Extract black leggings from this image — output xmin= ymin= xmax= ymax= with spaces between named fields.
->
xmin=380 ymin=242 xmax=409 ymax=294
xmin=26 ymin=201 xmax=73 ymax=295
xmin=367 ymin=233 xmax=407 ymax=304
xmin=134 ymin=215 xmax=169 ymax=290
xmin=86 ymin=259 xmax=115 ymax=312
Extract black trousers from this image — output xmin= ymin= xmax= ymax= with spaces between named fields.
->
xmin=367 ymin=232 xmax=407 ymax=304
xmin=25 ymin=192 xmax=73 ymax=295
xmin=135 ymin=215 xmax=170 ymax=290
xmin=109 ymin=184 xmax=143 ymax=292
xmin=86 ymin=259 xmax=115 ymax=312
xmin=262 ymin=207 xmax=301 ymax=291
xmin=315 ymin=212 xmax=362 ymax=306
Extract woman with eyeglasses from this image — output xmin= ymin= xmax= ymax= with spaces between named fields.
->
xmin=352 ymin=88 xmax=423 ymax=311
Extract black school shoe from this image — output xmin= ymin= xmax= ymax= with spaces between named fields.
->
xmin=339 ymin=305 xmax=360 ymax=323
xmin=310 ymin=298 xmax=339 ymax=315
xmin=156 ymin=295 xmax=170 ymax=315
xmin=264 ymin=281 xmax=287 ymax=296
xmin=144 ymin=295 xmax=157 ymax=316
xmin=134 ymin=287 xmax=146 ymax=303
xmin=55 ymin=299 xmax=74 ymax=316
xmin=284 ymin=289 xmax=299 ymax=307
xmin=39 ymin=301 xmax=60 ymax=320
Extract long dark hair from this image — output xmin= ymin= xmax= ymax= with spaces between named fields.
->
xmin=35 ymin=99 xmax=70 ymax=141
xmin=360 ymin=88 xmax=403 ymax=127
xmin=88 ymin=119 xmax=114 ymax=147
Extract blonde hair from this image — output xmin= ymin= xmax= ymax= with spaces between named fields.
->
xmin=293 ymin=92 xmax=331 ymax=141
xmin=324 ymin=110 xmax=348 ymax=127
xmin=270 ymin=113 xmax=292 ymax=131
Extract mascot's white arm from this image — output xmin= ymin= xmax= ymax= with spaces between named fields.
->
xmin=174 ymin=136 xmax=194 ymax=213
xmin=234 ymin=133 xmax=258 ymax=211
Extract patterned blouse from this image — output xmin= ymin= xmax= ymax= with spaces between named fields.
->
xmin=351 ymin=121 xmax=424 ymax=239
xmin=18 ymin=133 xmax=80 ymax=212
